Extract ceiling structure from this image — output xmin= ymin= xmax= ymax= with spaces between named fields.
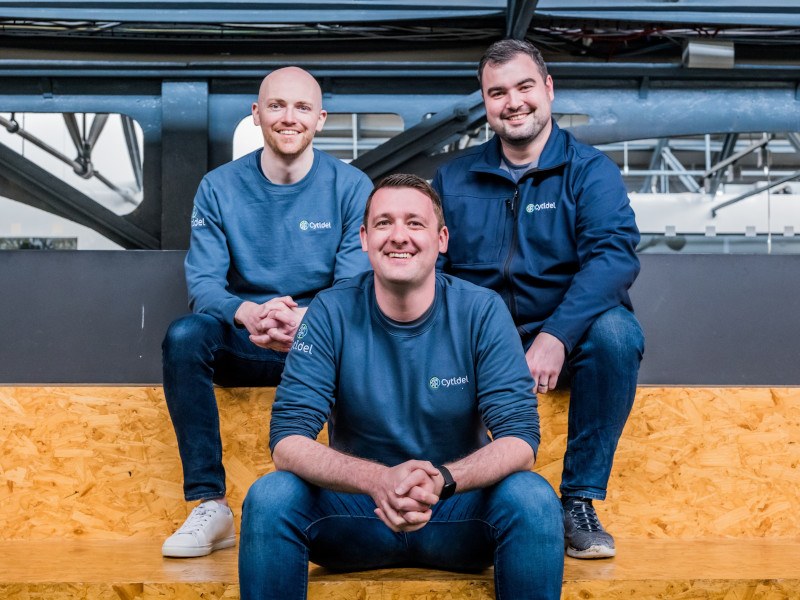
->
xmin=1 ymin=1 xmax=799 ymax=248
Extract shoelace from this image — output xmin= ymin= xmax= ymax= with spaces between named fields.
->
xmin=567 ymin=500 xmax=603 ymax=532
xmin=176 ymin=504 xmax=215 ymax=534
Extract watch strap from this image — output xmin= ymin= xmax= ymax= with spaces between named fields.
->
xmin=437 ymin=464 xmax=457 ymax=500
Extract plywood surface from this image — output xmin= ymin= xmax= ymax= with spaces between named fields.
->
xmin=1 ymin=386 xmax=799 ymax=540
xmin=1 ymin=539 xmax=800 ymax=599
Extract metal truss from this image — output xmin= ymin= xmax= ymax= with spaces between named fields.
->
xmin=0 ymin=140 xmax=158 ymax=248
xmin=2 ymin=3 xmax=800 ymax=248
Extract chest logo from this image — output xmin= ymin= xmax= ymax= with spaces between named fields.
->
xmin=525 ymin=202 xmax=556 ymax=213
xmin=300 ymin=219 xmax=332 ymax=231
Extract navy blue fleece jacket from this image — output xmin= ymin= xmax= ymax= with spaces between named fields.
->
xmin=433 ymin=122 xmax=640 ymax=352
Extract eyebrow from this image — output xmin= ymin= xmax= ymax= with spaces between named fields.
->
xmin=486 ymin=77 xmax=537 ymax=95
xmin=372 ymin=211 xmax=428 ymax=222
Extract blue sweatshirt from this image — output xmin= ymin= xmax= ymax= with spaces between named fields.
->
xmin=433 ymin=122 xmax=640 ymax=352
xmin=185 ymin=148 xmax=373 ymax=325
xmin=270 ymin=272 xmax=540 ymax=466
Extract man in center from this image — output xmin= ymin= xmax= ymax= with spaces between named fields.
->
xmin=239 ymin=174 xmax=564 ymax=600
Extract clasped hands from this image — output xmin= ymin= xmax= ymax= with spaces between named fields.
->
xmin=234 ymin=296 xmax=304 ymax=352
xmin=369 ymin=461 xmax=444 ymax=533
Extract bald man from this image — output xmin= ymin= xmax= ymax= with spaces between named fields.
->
xmin=161 ymin=67 xmax=372 ymax=558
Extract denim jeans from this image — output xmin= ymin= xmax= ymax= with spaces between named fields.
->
xmin=162 ymin=313 xmax=286 ymax=501
xmin=554 ymin=306 xmax=645 ymax=500
xmin=239 ymin=470 xmax=564 ymax=600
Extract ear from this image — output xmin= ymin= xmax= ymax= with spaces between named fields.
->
xmin=438 ymin=226 xmax=449 ymax=253
xmin=252 ymin=102 xmax=260 ymax=125
xmin=545 ymin=75 xmax=555 ymax=102
xmin=359 ymin=224 xmax=368 ymax=252
xmin=316 ymin=109 xmax=328 ymax=133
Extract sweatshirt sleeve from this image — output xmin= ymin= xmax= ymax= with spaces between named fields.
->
xmin=184 ymin=177 xmax=244 ymax=325
xmin=475 ymin=294 xmax=540 ymax=457
xmin=332 ymin=171 xmax=373 ymax=284
xmin=540 ymin=154 xmax=640 ymax=351
xmin=269 ymin=297 xmax=338 ymax=453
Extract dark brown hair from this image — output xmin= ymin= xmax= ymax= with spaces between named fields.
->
xmin=478 ymin=39 xmax=549 ymax=85
xmin=363 ymin=173 xmax=445 ymax=230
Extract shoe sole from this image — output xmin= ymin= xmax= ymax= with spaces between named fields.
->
xmin=566 ymin=544 xmax=616 ymax=559
xmin=162 ymin=535 xmax=236 ymax=558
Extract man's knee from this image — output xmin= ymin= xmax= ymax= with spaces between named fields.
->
xmin=582 ymin=306 xmax=644 ymax=362
xmin=243 ymin=471 xmax=312 ymax=528
xmin=163 ymin=313 xmax=220 ymax=357
xmin=493 ymin=472 xmax=563 ymax=537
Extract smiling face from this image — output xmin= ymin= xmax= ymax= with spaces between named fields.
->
xmin=481 ymin=53 xmax=554 ymax=152
xmin=360 ymin=186 xmax=448 ymax=294
xmin=252 ymin=67 xmax=327 ymax=160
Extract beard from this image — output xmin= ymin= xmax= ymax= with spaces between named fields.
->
xmin=495 ymin=111 xmax=550 ymax=147
xmin=264 ymin=129 xmax=315 ymax=159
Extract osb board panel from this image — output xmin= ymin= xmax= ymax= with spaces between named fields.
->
xmin=0 ymin=387 xmax=279 ymax=540
xmin=601 ymin=388 xmax=800 ymax=539
xmin=2 ymin=387 xmax=799 ymax=539
xmin=561 ymin=581 xmax=800 ymax=600
xmin=2 ymin=539 xmax=800 ymax=599
xmin=3 ymin=582 xmax=799 ymax=600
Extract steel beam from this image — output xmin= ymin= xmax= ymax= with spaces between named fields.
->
xmin=121 ymin=115 xmax=143 ymax=191
xmin=0 ymin=141 xmax=159 ymax=249
xmin=351 ymin=90 xmax=485 ymax=181
xmin=638 ymin=139 xmax=667 ymax=193
xmin=705 ymin=134 xmax=738 ymax=197
xmin=507 ymin=0 xmax=538 ymax=39
xmin=711 ymin=170 xmax=800 ymax=217
xmin=160 ymin=81 xmax=209 ymax=249
xmin=533 ymin=0 xmax=800 ymax=27
xmin=661 ymin=147 xmax=702 ymax=193
xmin=702 ymin=134 xmax=771 ymax=180
xmin=0 ymin=1 xmax=506 ymax=24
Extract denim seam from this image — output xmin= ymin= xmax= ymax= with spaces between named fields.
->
xmin=302 ymin=514 xmax=383 ymax=536
xmin=560 ymin=489 xmax=606 ymax=501
xmin=185 ymin=490 xmax=226 ymax=502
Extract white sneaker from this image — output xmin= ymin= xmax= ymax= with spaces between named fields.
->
xmin=162 ymin=500 xmax=236 ymax=558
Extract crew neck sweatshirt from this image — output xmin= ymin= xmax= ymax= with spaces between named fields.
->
xmin=270 ymin=271 xmax=540 ymax=466
xmin=185 ymin=148 xmax=373 ymax=325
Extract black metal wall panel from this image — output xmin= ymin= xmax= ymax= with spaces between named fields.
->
xmin=631 ymin=254 xmax=800 ymax=386
xmin=1 ymin=252 xmax=798 ymax=385
xmin=1 ymin=250 xmax=187 ymax=383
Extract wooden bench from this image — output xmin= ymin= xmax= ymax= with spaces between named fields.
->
xmin=2 ymin=386 xmax=799 ymax=599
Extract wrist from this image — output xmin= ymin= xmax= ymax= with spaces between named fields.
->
xmin=234 ymin=300 xmax=259 ymax=325
xmin=435 ymin=464 xmax=457 ymax=500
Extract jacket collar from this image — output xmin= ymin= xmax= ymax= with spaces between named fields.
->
xmin=469 ymin=119 xmax=569 ymax=177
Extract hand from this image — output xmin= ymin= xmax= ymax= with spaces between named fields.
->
xmin=525 ymin=332 xmax=566 ymax=393
xmin=235 ymin=297 xmax=298 ymax=350
xmin=249 ymin=305 xmax=307 ymax=351
xmin=369 ymin=461 xmax=440 ymax=532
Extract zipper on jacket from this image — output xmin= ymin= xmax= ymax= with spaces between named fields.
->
xmin=502 ymin=187 xmax=520 ymax=320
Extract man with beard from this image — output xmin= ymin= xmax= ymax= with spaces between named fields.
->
xmin=432 ymin=40 xmax=644 ymax=559
xmin=161 ymin=67 xmax=372 ymax=558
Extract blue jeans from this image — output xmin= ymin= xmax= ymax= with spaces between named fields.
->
xmin=552 ymin=306 xmax=645 ymax=500
xmin=162 ymin=313 xmax=286 ymax=501
xmin=239 ymin=470 xmax=564 ymax=600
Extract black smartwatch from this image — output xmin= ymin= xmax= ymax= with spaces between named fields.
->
xmin=437 ymin=465 xmax=457 ymax=500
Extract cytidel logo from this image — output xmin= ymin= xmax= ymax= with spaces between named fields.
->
xmin=429 ymin=374 xmax=469 ymax=390
xmin=191 ymin=206 xmax=206 ymax=228
xmin=299 ymin=220 xmax=332 ymax=231
xmin=525 ymin=202 xmax=556 ymax=213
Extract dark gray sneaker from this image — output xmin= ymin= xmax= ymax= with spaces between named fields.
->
xmin=562 ymin=496 xmax=616 ymax=559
